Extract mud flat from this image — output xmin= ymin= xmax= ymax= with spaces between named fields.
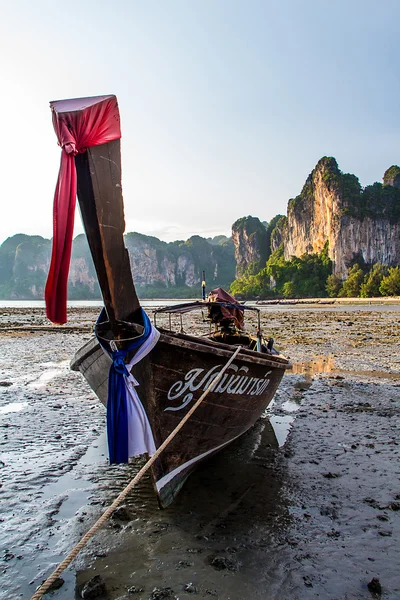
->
xmin=0 ymin=305 xmax=399 ymax=599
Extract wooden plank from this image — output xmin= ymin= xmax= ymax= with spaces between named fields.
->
xmin=158 ymin=332 xmax=289 ymax=369
xmin=75 ymin=140 xmax=141 ymax=328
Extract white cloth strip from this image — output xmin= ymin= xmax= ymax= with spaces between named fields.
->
xmin=123 ymin=324 xmax=160 ymax=458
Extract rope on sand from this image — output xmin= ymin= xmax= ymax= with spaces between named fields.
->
xmin=30 ymin=345 xmax=242 ymax=599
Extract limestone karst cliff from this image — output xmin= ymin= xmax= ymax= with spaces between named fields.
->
xmin=125 ymin=232 xmax=235 ymax=292
xmin=229 ymin=159 xmax=400 ymax=295
xmin=0 ymin=232 xmax=235 ymax=299
xmin=0 ymin=235 xmax=51 ymax=299
xmin=231 ymin=216 xmax=269 ymax=276
xmin=231 ymin=215 xmax=289 ymax=277
xmin=282 ymin=158 xmax=400 ymax=277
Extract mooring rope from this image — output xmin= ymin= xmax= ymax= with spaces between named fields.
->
xmin=30 ymin=345 xmax=242 ymax=600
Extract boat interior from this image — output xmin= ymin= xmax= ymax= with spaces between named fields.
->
xmin=154 ymin=300 xmax=277 ymax=356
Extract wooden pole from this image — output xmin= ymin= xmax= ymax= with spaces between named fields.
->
xmin=75 ymin=140 xmax=141 ymax=328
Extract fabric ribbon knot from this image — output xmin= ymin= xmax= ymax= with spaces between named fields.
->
xmin=96 ymin=309 xmax=159 ymax=464
xmin=111 ymin=352 xmax=131 ymax=378
xmin=45 ymin=96 xmax=121 ymax=325
xmin=63 ymin=142 xmax=79 ymax=156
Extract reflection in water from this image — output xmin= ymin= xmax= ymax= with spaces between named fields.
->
xmin=269 ymin=415 xmax=295 ymax=447
xmin=290 ymin=354 xmax=400 ymax=381
xmin=290 ymin=354 xmax=335 ymax=376
xmin=266 ymin=397 xmax=302 ymax=447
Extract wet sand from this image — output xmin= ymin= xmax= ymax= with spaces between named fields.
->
xmin=0 ymin=306 xmax=399 ymax=599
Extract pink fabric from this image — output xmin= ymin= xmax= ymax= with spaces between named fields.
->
xmin=45 ymin=96 xmax=121 ymax=324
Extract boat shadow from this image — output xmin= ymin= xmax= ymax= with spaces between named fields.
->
xmin=162 ymin=417 xmax=287 ymax=538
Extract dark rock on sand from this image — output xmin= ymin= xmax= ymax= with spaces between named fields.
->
xmin=367 ymin=577 xmax=382 ymax=595
xmin=43 ymin=577 xmax=64 ymax=594
xmin=210 ymin=555 xmax=240 ymax=572
xmin=80 ymin=575 xmax=107 ymax=598
xmin=111 ymin=506 xmax=133 ymax=522
xmin=303 ymin=575 xmax=313 ymax=587
xmin=175 ymin=559 xmax=194 ymax=569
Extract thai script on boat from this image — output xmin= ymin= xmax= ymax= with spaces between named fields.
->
xmin=164 ymin=363 xmax=272 ymax=412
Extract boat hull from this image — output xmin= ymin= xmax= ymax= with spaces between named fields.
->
xmin=71 ymin=331 xmax=289 ymax=507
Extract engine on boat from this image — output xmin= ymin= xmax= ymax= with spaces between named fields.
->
xmin=206 ymin=288 xmax=275 ymax=354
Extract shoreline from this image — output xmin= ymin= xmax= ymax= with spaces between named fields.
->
xmin=0 ymin=295 xmax=399 ymax=310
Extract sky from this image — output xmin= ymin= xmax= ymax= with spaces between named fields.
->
xmin=1 ymin=0 xmax=399 ymax=245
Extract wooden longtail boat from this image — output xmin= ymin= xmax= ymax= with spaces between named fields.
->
xmin=48 ymin=95 xmax=290 ymax=508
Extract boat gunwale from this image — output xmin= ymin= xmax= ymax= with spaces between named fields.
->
xmin=71 ymin=328 xmax=290 ymax=372
xmin=157 ymin=329 xmax=290 ymax=369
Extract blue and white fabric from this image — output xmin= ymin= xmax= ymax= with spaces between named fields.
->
xmin=96 ymin=309 xmax=159 ymax=463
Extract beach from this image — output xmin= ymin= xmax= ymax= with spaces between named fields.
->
xmin=0 ymin=304 xmax=399 ymax=599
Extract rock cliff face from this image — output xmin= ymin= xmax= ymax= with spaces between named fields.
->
xmin=269 ymin=216 xmax=287 ymax=253
xmin=282 ymin=158 xmax=400 ymax=277
xmin=69 ymin=234 xmax=100 ymax=298
xmin=125 ymin=233 xmax=235 ymax=291
xmin=232 ymin=216 xmax=269 ymax=276
xmin=0 ymin=232 xmax=235 ymax=299
xmin=0 ymin=235 xmax=51 ymax=299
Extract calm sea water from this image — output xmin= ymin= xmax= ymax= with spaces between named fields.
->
xmin=0 ymin=299 xmax=191 ymax=309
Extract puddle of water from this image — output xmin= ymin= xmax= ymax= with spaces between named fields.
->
xmin=0 ymin=401 xmax=28 ymax=415
xmin=338 ymin=368 xmax=400 ymax=381
xmin=290 ymin=355 xmax=400 ymax=381
xmin=281 ymin=400 xmax=302 ymax=413
xmin=269 ymin=415 xmax=295 ymax=447
xmin=266 ymin=399 xmax=298 ymax=447
xmin=290 ymin=354 xmax=335 ymax=376
xmin=28 ymin=368 xmax=65 ymax=388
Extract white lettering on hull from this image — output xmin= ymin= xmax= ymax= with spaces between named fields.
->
xmin=164 ymin=363 xmax=272 ymax=412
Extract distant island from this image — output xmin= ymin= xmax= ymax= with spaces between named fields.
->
xmin=1 ymin=157 xmax=399 ymax=301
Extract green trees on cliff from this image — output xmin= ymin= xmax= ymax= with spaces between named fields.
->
xmin=230 ymin=243 xmax=332 ymax=299
xmin=360 ymin=264 xmax=387 ymax=297
xmin=232 ymin=216 xmax=270 ymax=276
xmin=337 ymin=264 xmax=365 ymax=297
xmin=231 ymin=247 xmax=400 ymax=300
xmin=379 ymin=267 xmax=400 ymax=296
xmin=229 ymin=156 xmax=400 ymax=300
xmin=325 ymin=264 xmax=400 ymax=298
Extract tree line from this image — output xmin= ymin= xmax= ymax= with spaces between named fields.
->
xmin=230 ymin=243 xmax=400 ymax=299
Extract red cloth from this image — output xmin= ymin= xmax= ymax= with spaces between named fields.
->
xmin=45 ymin=95 xmax=121 ymax=324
